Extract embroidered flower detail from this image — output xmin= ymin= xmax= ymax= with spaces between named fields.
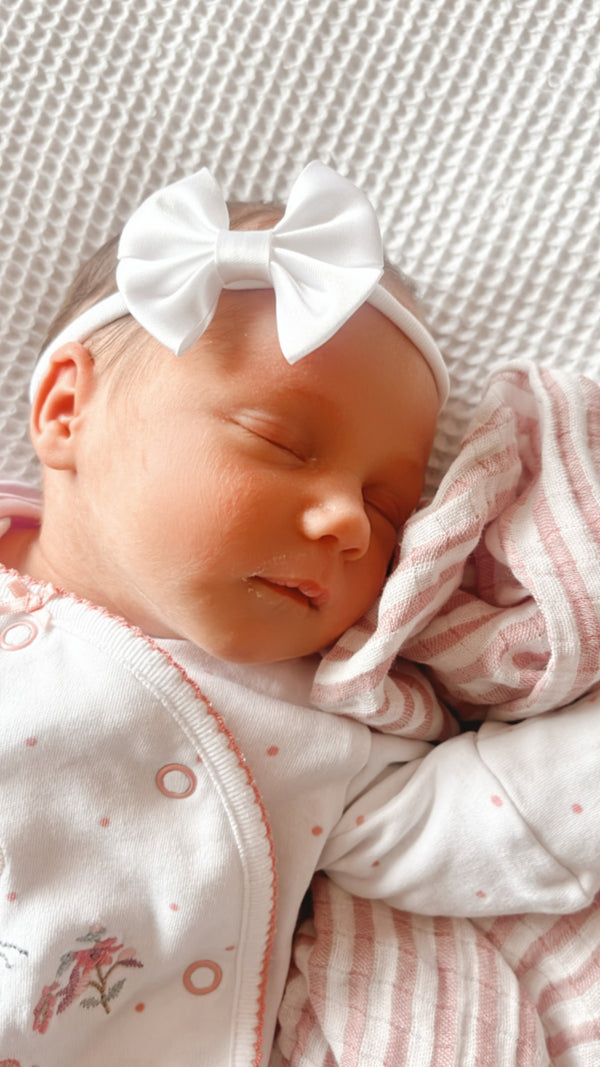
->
xmin=33 ymin=927 xmax=143 ymax=1033
xmin=32 ymin=981 xmax=60 ymax=1034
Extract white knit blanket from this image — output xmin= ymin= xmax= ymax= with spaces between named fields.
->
xmin=275 ymin=363 xmax=600 ymax=1065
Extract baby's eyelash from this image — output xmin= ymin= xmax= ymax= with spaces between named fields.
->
xmin=259 ymin=433 xmax=304 ymax=460
xmin=232 ymin=418 xmax=307 ymax=463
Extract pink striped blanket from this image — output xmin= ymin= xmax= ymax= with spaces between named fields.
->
xmin=274 ymin=363 xmax=600 ymax=1065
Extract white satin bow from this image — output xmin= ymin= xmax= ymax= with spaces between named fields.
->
xmin=115 ymin=161 xmax=384 ymax=363
xmin=30 ymin=164 xmax=450 ymax=407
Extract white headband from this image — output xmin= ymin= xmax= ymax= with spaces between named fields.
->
xmin=31 ymin=162 xmax=449 ymax=407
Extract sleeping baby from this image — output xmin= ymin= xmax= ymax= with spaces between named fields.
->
xmin=1 ymin=162 xmax=599 ymax=1065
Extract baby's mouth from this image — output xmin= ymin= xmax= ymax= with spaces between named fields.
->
xmin=250 ymin=576 xmax=330 ymax=609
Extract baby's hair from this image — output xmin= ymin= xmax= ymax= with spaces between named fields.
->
xmin=39 ymin=199 xmax=423 ymax=382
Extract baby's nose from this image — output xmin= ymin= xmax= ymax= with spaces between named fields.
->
xmin=301 ymin=479 xmax=371 ymax=559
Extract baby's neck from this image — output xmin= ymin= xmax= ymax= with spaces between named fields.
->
xmin=0 ymin=525 xmax=41 ymax=578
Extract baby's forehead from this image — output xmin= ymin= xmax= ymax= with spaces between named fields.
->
xmin=213 ymin=286 xmax=432 ymax=402
xmin=206 ymin=288 xmax=433 ymax=397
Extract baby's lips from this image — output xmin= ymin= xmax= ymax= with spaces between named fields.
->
xmin=256 ymin=576 xmax=331 ymax=608
xmin=293 ymin=579 xmax=331 ymax=608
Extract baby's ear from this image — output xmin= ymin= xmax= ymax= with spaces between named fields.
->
xmin=30 ymin=343 xmax=95 ymax=470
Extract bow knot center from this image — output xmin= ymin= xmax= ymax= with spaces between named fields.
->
xmin=215 ymin=229 xmax=272 ymax=287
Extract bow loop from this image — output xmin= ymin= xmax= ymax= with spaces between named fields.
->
xmin=116 ymin=161 xmax=384 ymax=362
xmin=117 ymin=168 xmax=226 ymax=355
xmin=269 ymin=163 xmax=384 ymax=360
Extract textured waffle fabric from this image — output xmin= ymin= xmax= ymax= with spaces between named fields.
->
xmin=1 ymin=0 xmax=600 ymax=491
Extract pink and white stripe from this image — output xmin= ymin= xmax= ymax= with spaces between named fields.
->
xmin=313 ymin=362 xmax=600 ymax=724
xmin=275 ymin=886 xmax=600 ymax=1065
xmin=278 ymin=363 xmax=600 ymax=1065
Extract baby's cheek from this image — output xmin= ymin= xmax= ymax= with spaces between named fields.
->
xmin=372 ymin=523 xmax=400 ymax=576
xmin=343 ymin=552 xmax=390 ymax=627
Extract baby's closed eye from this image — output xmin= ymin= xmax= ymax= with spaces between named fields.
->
xmin=227 ymin=412 xmax=309 ymax=465
xmin=363 ymin=488 xmax=415 ymax=531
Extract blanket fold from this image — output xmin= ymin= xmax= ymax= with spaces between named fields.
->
xmin=313 ymin=362 xmax=600 ymax=725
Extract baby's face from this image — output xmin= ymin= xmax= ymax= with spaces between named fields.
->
xmin=75 ymin=290 xmax=439 ymax=661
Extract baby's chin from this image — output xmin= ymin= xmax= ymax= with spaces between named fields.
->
xmin=191 ymin=636 xmax=327 ymax=666
xmin=139 ymin=585 xmax=363 ymax=664
xmin=161 ymin=617 xmax=337 ymax=665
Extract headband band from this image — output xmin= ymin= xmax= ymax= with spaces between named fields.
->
xmin=31 ymin=163 xmax=449 ymax=406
